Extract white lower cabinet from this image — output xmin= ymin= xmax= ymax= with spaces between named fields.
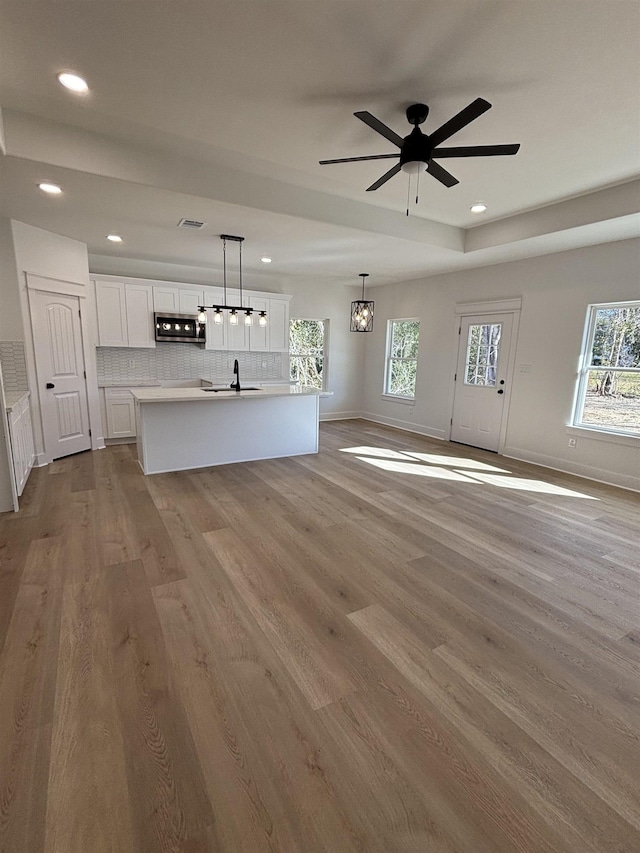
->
xmin=104 ymin=387 xmax=138 ymax=438
xmin=8 ymin=395 xmax=35 ymax=497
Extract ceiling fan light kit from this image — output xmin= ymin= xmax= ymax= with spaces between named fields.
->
xmin=351 ymin=273 xmax=374 ymax=333
xmin=320 ymin=98 xmax=520 ymax=202
xmin=197 ymin=235 xmax=267 ymax=329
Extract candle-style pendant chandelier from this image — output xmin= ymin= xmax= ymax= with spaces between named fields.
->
xmin=198 ymin=235 xmax=267 ymax=329
xmin=350 ymin=273 xmax=374 ymax=332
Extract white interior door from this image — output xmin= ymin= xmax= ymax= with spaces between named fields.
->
xmin=30 ymin=290 xmax=91 ymax=460
xmin=451 ymin=313 xmax=514 ymax=452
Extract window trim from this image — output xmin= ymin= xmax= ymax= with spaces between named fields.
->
xmin=383 ymin=317 xmax=420 ymax=400
xmin=288 ymin=317 xmax=328 ymax=391
xmin=572 ymin=300 xmax=640 ymax=439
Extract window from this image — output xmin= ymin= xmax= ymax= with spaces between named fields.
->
xmin=384 ymin=319 xmax=420 ymax=398
xmin=464 ymin=322 xmax=502 ymax=386
xmin=573 ymin=302 xmax=640 ymax=436
xmin=289 ymin=318 xmax=326 ymax=390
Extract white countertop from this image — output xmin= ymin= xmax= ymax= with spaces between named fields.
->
xmin=4 ymin=389 xmax=30 ymax=412
xmin=132 ymin=384 xmax=323 ymax=403
xmin=98 ymin=380 xmax=162 ymax=388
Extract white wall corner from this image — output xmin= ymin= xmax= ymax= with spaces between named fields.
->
xmin=502 ymin=445 xmax=640 ymax=493
xmin=360 ymin=412 xmax=448 ymax=441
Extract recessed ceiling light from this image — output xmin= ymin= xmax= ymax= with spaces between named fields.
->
xmin=38 ymin=182 xmax=62 ymax=195
xmin=260 ymin=257 xmax=272 ymax=263
xmin=57 ymin=72 xmax=89 ymax=93
xmin=470 ymin=203 xmax=487 ymax=214
xmin=106 ymin=234 xmax=123 ymax=243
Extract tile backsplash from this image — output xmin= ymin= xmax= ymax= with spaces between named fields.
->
xmin=0 ymin=341 xmax=29 ymax=391
xmin=97 ymin=345 xmax=285 ymax=384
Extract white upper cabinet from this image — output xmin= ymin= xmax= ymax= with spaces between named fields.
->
xmin=126 ymin=285 xmax=155 ymax=348
xmin=153 ymin=287 xmax=179 ymax=313
xmin=95 ymin=279 xmax=155 ymax=347
xmin=268 ymin=297 xmax=291 ymax=352
xmin=179 ymin=288 xmax=204 ymax=314
xmin=204 ymin=288 xmax=248 ymax=351
xmin=95 ymin=280 xmax=128 ymax=346
xmin=248 ymin=297 xmax=269 ymax=351
xmin=153 ymin=285 xmax=203 ymax=315
xmin=94 ymin=275 xmax=290 ymax=353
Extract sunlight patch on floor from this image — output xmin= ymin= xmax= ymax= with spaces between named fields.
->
xmin=456 ymin=471 xmax=598 ymax=499
xmin=357 ymin=457 xmax=477 ymax=482
xmin=402 ymin=452 xmax=510 ymax=472
xmin=339 ymin=446 xmax=412 ymax=460
xmin=341 ymin=444 xmax=599 ymax=500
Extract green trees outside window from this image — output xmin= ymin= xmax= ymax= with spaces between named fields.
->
xmin=575 ymin=303 xmax=640 ymax=435
xmin=289 ymin=319 xmax=326 ymax=390
xmin=385 ymin=319 xmax=420 ymax=398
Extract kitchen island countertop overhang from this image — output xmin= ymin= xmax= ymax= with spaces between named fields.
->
xmin=132 ymin=384 xmax=322 ymax=474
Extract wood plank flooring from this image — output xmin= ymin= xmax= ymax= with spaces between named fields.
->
xmin=0 ymin=419 xmax=639 ymax=852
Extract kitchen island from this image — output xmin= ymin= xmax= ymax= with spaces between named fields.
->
xmin=132 ymin=384 xmax=321 ymax=474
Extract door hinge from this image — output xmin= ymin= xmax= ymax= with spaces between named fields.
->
xmin=458 ymin=325 xmax=461 ymax=335
xmin=83 ymin=370 xmax=86 ymax=379
xmin=450 ymin=418 xmax=453 ymax=425
xmin=454 ymin=373 xmax=457 ymax=381
xmin=89 ymin=429 xmax=92 ymax=437
xmin=78 ymin=310 xmax=81 ymax=317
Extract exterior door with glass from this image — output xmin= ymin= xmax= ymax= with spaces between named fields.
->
xmin=451 ymin=313 xmax=514 ymax=452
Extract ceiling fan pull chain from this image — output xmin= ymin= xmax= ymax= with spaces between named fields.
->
xmin=416 ymin=168 xmax=420 ymax=205
xmin=406 ymin=173 xmax=411 ymax=217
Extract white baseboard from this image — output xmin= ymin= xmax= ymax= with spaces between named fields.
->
xmin=359 ymin=412 xmax=448 ymax=441
xmin=502 ymin=445 xmax=640 ymax=493
xmin=320 ymin=411 xmax=361 ymax=422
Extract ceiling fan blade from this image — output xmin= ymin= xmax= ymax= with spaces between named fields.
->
xmin=319 ymin=154 xmax=399 ymax=165
xmin=432 ymin=143 xmax=520 ymax=158
xmin=426 ymin=160 xmax=459 ymax=188
xmin=354 ymin=111 xmax=404 ymax=148
xmin=428 ymin=98 xmax=492 ymax=147
xmin=366 ymin=163 xmax=402 ymax=191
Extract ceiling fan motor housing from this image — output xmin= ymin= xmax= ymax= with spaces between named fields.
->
xmin=400 ymin=126 xmax=432 ymax=168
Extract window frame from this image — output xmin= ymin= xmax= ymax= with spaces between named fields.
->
xmin=288 ymin=317 xmax=328 ymax=391
xmin=572 ymin=300 xmax=640 ymax=439
xmin=383 ymin=317 xmax=420 ymax=402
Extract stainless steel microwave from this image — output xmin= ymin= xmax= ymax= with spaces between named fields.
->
xmin=154 ymin=312 xmax=205 ymax=343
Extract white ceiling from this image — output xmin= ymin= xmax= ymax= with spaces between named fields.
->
xmin=0 ymin=0 xmax=639 ymax=286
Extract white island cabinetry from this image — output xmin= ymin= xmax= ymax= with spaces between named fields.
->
xmin=133 ymin=385 xmax=319 ymax=475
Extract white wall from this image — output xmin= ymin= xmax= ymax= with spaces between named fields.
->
xmin=287 ymin=276 xmax=365 ymax=419
xmin=0 ymin=216 xmax=23 ymax=339
xmin=361 ymin=239 xmax=640 ymax=491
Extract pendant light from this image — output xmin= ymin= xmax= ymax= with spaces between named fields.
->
xmin=198 ymin=235 xmax=267 ymax=329
xmin=350 ymin=273 xmax=374 ymax=332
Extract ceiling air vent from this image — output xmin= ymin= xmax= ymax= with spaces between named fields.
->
xmin=177 ymin=218 xmax=206 ymax=229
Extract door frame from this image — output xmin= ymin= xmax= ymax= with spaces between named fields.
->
xmin=447 ymin=298 xmax=521 ymax=454
xmin=25 ymin=273 xmax=103 ymax=465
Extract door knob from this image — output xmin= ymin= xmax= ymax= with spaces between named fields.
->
xmin=46 ymin=382 xmax=55 ymax=389
xmin=497 ymin=389 xmax=504 ymax=394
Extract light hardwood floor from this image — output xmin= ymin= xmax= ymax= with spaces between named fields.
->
xmin=0 ymin=419 xmax=639 ymax=852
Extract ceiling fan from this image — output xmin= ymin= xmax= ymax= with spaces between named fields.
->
xmin=319 ymin=98 xmax=520 ymax=191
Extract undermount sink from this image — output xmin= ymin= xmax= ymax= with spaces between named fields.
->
xmin=201 ymin=387 xmax=262 ymax=392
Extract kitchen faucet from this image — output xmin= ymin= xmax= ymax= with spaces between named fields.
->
xmin=230 ymin=359 xmax=241 ymax=391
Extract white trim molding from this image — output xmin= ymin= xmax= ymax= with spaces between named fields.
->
xmin=455 ymin=297 xmax=522 ymax=315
